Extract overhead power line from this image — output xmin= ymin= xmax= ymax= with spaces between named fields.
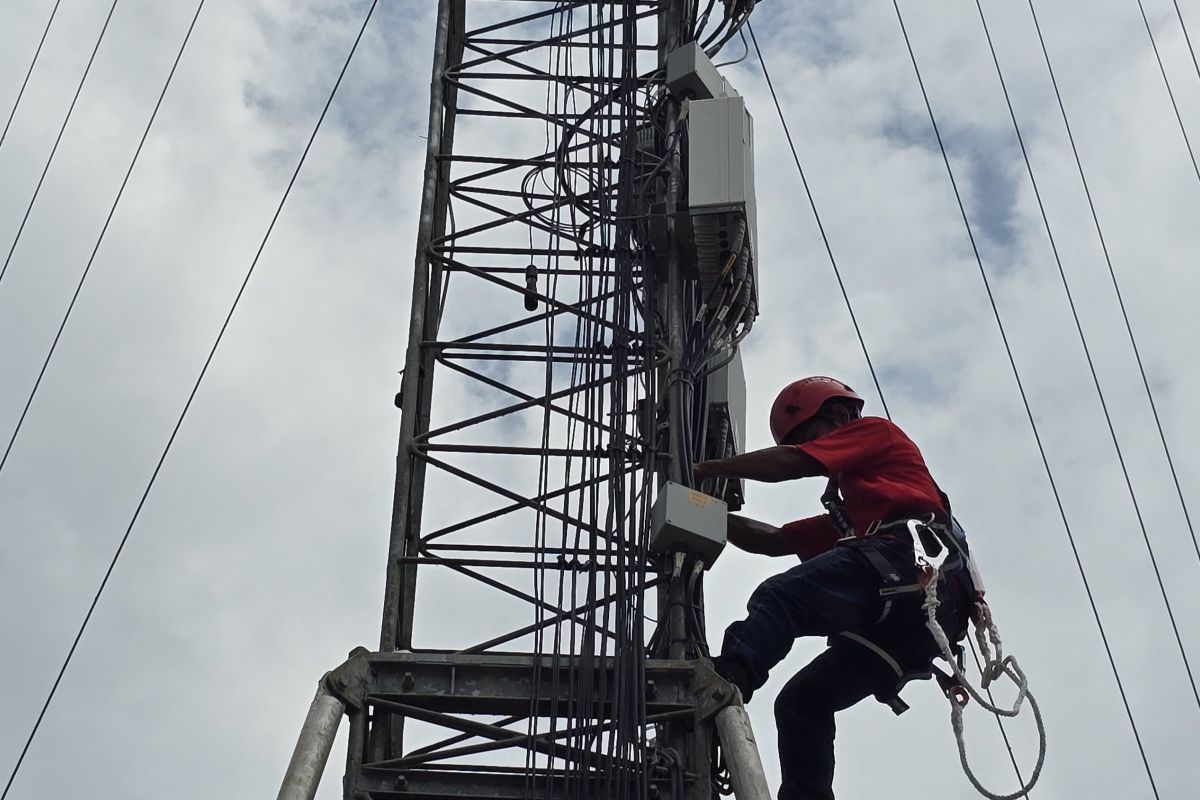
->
xmin=744 ymin=22 xmax=890 ymax=421
xmin=977 ymin=0 xmax=1200 ymax=715
xmin=1021 ymin=0 xmax=1200 ymax=570
xmin=0 ymin=1 xmax=379 ymax=795
xmin=1171 ymin=0 xmax=1200 ymax=85
xmin=0 ymin=0 xmax=206 ymax=479
xmin=746 ymin=19 xmax=1028 ymax=793
xmin=1133 ymin=0 xmax=1200 ymax=188
xmin=0 ymin=0 xmax=64 ymax=152
xmin=1012 ymin=0 xmax=1200 ymax=714
xmin=890 ymin=0 xmax=1161 ymax=796
xmin=0 ymin=0 xmax=121 ymax=289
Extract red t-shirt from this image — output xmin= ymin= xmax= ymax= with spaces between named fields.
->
xmin=779 ymin=416 xmax=946 ymax=560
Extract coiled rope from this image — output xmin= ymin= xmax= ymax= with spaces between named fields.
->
xmin=918 ymin=524 xmax=1047 ymax=800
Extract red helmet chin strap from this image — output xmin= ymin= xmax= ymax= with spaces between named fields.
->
xmin=769 ymin=377 xmax=864 ymax=444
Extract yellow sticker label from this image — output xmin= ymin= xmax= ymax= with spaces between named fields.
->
xmin=687 ymin=490 xmax=717 ymax=508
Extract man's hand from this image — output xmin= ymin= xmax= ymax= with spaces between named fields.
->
xmin=727 ymin=514 xmax=795 ymax=556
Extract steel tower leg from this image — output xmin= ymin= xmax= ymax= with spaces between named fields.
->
xmin=382 ymin=0 xmax=465 ymax=656
xmin=277 ymin=680 xmax=345 ymax=800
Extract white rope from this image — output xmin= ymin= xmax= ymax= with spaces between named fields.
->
xmin=921 ymin=544 xmax=1047 ymax=800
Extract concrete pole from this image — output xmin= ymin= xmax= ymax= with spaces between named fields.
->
xmin=277 ymin=681 xmax=345 ymax=800
xmin=715 ymin=704 xmax=772 ymax=800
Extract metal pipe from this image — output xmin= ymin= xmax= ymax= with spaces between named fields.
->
xmin=714 ymin=704 xmax=771 ymax=800
xmin=664 ymin=100 xmax=685 ymax=490
xmin=276 ymin=681 xmax=345 ymax=800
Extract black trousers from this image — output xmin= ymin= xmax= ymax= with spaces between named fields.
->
xmin=721 ymin=534 xmax=969 ymax=800
xmin=773 ymin=645 xmax=887 ymax=800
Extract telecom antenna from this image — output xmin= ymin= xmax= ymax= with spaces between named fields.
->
xmin=278 ymin=1 xmax=766 ymax=798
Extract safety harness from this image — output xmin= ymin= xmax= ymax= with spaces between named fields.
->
xmin=822 ymin=477 xmax=1047 ymax=800
xmin=820 ymin=477 xmax=972 ymax=713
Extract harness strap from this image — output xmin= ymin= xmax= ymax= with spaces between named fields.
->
xmin=840 ymin=531 xmax=966 ymax=599
xmin=857 ymin=543 xmax=903 ymax=584
xmin=834 ymin=631 xmax=937 ymax=716
xmin=820 ymin=477 xmax=857 ymax=538
xmin=834 ymin=519 xmax=972 ymax=715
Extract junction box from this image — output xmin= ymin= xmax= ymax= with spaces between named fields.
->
xmin=650 ymin=482 xmax=728 ymax=565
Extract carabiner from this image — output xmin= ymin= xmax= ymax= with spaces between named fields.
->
xmin=907 ymin=518 xmax=949 ymax=574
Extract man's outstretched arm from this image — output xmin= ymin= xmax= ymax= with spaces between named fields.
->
xmin=725 ymin=514 xmax=842 ymax=559
xmin=693 ymin=445 xmax=826 ymax=483
xmin=727 ymin=514 xmax=791 ymax=556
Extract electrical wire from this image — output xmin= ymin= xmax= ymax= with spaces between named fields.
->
xmin=746 ymin=22 xmax=890 ymax=419
xmin=0 ymin=0 xmax=121 ymax=289
xmin=891 ymin=1 xmax=1159 ymax=794
xmin=527 ymin=8 xmax=570 ymax=790
xmin=0 ymin=0 xmax=208 ymax=481
xmin=1023 ymin=0 xmax=1200 ymax=571
xmin=506 ymin=2 xmax=655 ymax=789
xmin=693 ymin=0 xmax=720 ymax=41
xmin=0 ymin=2 xmax=378 ymax=795
xmin=1171 ymin=0 xmax=1200 ymax=86
xmin=1134 ymin=0 xmax=1200 ymax=187
xmin=713 ymin=30 xmax=750 ymax=69
xmin=0 ymin=0 xmax=64 ymax=153
xmin=980 ymin=0 xmax=1200 ymax=716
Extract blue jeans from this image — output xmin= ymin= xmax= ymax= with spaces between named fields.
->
xmin=720 ymin=535 xmax=967 ymax=800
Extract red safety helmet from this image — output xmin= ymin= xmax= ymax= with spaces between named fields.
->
xmin=769 ymin=376 xmax=864 ymax=444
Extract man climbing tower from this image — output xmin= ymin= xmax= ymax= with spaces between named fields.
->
xmin=693 ymin=375 xmax=974 ymax=800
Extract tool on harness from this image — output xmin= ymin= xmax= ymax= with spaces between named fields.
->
xmin=908 ymin=517 xmax=970 ymax=706
xmin=910 ymin=516 xmax=950 ymax=582
xmin=819 ymin=477 xmax=858 ymax=540
xmin=933 ymin=664 xmax=970 ymax=707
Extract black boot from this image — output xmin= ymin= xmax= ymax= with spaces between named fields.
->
xmin=712 ymin=654 xmax=755 ymax=703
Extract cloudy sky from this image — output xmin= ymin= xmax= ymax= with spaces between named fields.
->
xmin=2 ymin=0 xmax=1200 ymax=798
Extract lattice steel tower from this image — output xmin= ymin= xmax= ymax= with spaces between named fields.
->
xmin=278 ymin=2 xmax=765 ymax=798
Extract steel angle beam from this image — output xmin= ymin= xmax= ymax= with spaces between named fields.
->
xmin=352 ymin=766 xmax=638 ymax=800
xmin=361 ymin=652 xmax=698 ymax=717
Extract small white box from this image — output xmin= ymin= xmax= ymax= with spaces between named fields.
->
xmin=707 ymin=346 xmax=747 ymax=453
xmin=650 ymin=482 xmax=728 ymax=565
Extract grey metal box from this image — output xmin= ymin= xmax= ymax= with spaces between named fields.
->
xmin=708 ymin=347 xmax=747 ymax=451
xmin=650 ymin=482 xmax=728 ymax=565
xmin=687 ymin=94 xmax=755 ymax=213
xmin=688 ymin=94 xmax=759 ymax=317
xmin=665 ymin=41 xmax=728 ymax=101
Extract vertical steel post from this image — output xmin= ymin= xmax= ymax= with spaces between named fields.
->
xmin=660 ymin=11 xmax=686 ymax=493
xmin=375 ymin=0 xmax=464 ymax=765
xmin=657 ymin=2 xmax=713 ymax=798
xmin=380 ymin=0 xmax=464 ymax=655
xmin=659 ymin=0 xmax=688 ymax=665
